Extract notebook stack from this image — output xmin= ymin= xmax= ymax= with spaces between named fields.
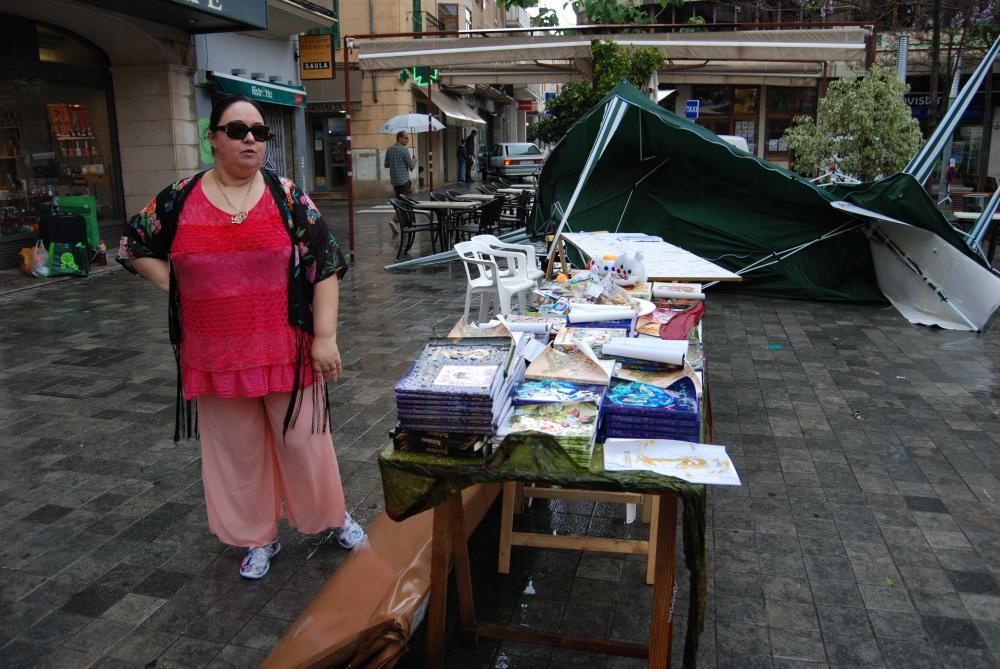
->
xmin=393 ymin=338 xmax=525 ymax=456
xmin=601 ymin=376 xmax=701 ymax=443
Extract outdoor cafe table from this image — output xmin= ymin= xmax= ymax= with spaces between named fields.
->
xmin=378 ymin=435 xmax=708 ymax=669
xmin=455 ymin=193 xmax=498 ymax=201
xmin=410 ymin=200 xmax=483 ymax=246
xmin=497 ymin=186 xmax=534 ymax=195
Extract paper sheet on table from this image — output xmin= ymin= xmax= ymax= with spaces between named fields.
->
xmin=499 ymin=314 xmax=560 ymax=334
xmin=447 ymin=318 xmax=514 ymax=339
xmin=603 ymin=439 xmax=741 ymax=486
xmin=603 ymin=338 xmax=688 ymax=365
xmin=652 ymin=282 xmax=704 ymax=300
xmin=568 ymin=304 xmax=635 ymax=323
xmin=524 ymin=345 xmax=611 ymax=385
xmin=654 ymin=289 xmax=706 ymax=301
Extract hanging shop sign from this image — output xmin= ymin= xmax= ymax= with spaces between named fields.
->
xmin=300 ymin=34 xmax=333 ymax=80
xmin=516 ymin=99 xmax=536 ymax=112
xmin=400 ymin=67 xmax=440 ymax=87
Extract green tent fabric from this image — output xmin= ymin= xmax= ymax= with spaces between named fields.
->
xmin=529 ymin=82 xmax=989 ymax=303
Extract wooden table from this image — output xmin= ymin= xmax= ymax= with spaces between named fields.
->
xmin=558 ymin=232 xmax=742 ymax=282
xmin=427 ymin=486 xmax=681 ymax=669
xmin=378 ymin=436 xmax=708 ymax=669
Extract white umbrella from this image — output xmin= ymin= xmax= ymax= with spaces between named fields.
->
xmin=380 ymin=113 xmax=444 ymax=134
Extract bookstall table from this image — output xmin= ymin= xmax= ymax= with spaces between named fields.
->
xmin=378 ymin=436 xmax=708 ymax=669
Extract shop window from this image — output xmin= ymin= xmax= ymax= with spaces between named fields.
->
xmin=0 ymin=20 xmax=123 ymax=258
xmin=464 ymin=7 xmax=472 ymax=31
xmin=439 ymin=4 xmax=458 ymax=31
xmin=765 ymin=86 xmax=818 ymax=157
xmin=692 ymin=85 xmax=759 ymax=154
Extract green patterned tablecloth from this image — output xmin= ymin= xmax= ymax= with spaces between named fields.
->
xmin=378 ymin=434 xmax=707 ymax=667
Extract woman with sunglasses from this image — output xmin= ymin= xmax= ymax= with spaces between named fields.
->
xmin=117 ymin=95 xmax=364 ymax=580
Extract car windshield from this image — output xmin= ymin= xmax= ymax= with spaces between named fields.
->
xmin=507 ymin=144 xmax=542 ymax=156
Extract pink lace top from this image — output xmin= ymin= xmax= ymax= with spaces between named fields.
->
xmin=172 ymin=181 xmax=310 ymax=400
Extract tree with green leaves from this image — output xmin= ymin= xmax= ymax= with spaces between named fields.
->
xmin=782 ymin=64 xmax=923 ymax=182
xmin=530 ymin=40 xmax=665 ymax=144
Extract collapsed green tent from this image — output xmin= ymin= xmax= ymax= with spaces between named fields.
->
xmin=529 ymin=81 xmax=989 ymax=306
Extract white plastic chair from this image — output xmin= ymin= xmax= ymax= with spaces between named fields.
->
xmin=471 ymin=234 xmax=545 ymax=286
xmin=455 ymin=240 xmax=534 ymax=322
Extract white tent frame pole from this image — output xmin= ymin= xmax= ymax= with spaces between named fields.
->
xmin=546 ymin=99 xmax=629 ymax=266
xmin=613 ymin=159 xmax=669 ymax=233
xmin=968 ymin=188 xmax=1000 ymax=253
xmin=702 ymin=222 xmax=862 ymax=289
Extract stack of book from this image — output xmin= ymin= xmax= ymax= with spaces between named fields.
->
xmin=393 ymin=337 xmax=526 ymax=457
xmin=496 ymin=400 xmax=600 ymax=467
xmin=601 ymin=376 xmax=701 ymax=443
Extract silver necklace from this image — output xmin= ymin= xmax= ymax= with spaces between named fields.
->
xmin=214 ymin=170 xmax=256 ymax=224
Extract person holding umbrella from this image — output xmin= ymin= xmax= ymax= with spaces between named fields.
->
xmin=384 ymin=131 xmax=417 ymax=235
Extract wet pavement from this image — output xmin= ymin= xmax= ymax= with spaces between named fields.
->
xmin=0 ymin=190 xmax=999 ymax=669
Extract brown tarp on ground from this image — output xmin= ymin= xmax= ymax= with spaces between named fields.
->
xmin=261 ymin=483 xmax=500 ymax=669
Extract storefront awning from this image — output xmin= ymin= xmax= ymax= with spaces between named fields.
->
xmin=357 ymin=28 xmax=869 ymax=72
xmin=211 ymin=71 xmax=307 ymax=107
xmin=416 ymin=88 xmax=485 ymax=127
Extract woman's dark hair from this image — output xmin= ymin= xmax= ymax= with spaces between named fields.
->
xmin=209 ymin=94 xmax=264 ymax=131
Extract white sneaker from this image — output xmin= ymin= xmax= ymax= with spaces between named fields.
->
xmin=239 ymin=540 xmax=281 ymax=579
xmin=329 ymin=512 xmax=365 ymax=550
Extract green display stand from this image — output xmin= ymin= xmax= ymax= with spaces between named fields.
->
xmin=56 ymin=195 xmax=99 ymax=249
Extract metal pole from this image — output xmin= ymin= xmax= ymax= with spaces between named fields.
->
xmin=428 ymin=84 xmax=434 ymax=191
xmin=343 ymin=37 xmax=355 ymax=262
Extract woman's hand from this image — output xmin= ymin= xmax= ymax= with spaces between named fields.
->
xmin=311 ymin=335 xmax=343 ymax=383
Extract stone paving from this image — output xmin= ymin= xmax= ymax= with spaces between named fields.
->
xmin=0 ymin=195 xmax=998 ymax=668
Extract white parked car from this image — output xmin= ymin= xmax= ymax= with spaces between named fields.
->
xmin=484 ymin=142 xmax=547 ymax=180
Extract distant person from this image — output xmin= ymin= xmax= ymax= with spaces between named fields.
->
xmin=384 ymin=131 xmax=417 ymax=234
xmin=117 ymin=95 xmax=365 ymax=580
xmin=456 ymin=141 xmax=468 ymax=183
xmin=464 ymin=130 xmax=477 ymax=183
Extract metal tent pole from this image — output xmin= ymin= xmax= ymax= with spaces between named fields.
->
xmin=343 ymin=37 xmax=355 ymax=262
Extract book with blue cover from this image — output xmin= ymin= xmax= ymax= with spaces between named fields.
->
xmin=603 ymin=377 xmax=699 ymax=419
xmin=512 ymin=379 xmax=606 ymax=406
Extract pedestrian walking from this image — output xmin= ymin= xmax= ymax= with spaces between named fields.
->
xmin=464 ymin=130 xmax=478 ymax=183
xmin=117 ymin=95 xmax=364 ymax=580
xmin=457 ymin=142 xmax=468 ymax=183
xmin=384 ymin=131 xmax=417 ymax=235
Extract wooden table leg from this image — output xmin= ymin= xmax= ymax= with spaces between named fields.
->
xmin=498 ymin=481 xmax=517 ymax=574
xmin=449 ymin=494 xmax=478 ymax=647
xmin=426 ymin=500 xmax=452 ymax=669
xmin=645 ymin=495 xmax=660 ymax=586
xmin=648 ymin=494 xmax=678 ymax=668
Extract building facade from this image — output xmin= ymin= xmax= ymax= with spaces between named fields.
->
xmin=0 ymin=0 xmax=332 ymax=269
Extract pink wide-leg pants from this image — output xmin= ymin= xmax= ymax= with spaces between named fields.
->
xmin=197 ymin=390 xmax=347 ymax=548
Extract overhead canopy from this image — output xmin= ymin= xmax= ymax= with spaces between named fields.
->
xmin=531 ymin=82 xmax=998 ymax=327
xmin=210 ymin=71 xmax=307 ymax=107
xmin=416 ymin=87 xmax=485 ymax=127
xmin=357 ymin=28 xmax=868 ymax=75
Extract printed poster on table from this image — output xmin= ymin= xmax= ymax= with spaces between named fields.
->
xmin=603 ymin=438 xmax=741 ymax=485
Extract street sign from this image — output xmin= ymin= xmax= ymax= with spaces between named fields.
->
xmin=517 ymin=99 xmax=536 ymax=112
xmin=685 ymin=99 xmax=699 ymax=120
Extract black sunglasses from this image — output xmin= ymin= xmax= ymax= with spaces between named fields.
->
xmin=213 ymin=122 xmax=273 ymax=142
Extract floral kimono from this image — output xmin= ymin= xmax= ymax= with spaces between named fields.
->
xmin=117 ymin=169 xmax=348 ymax=440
